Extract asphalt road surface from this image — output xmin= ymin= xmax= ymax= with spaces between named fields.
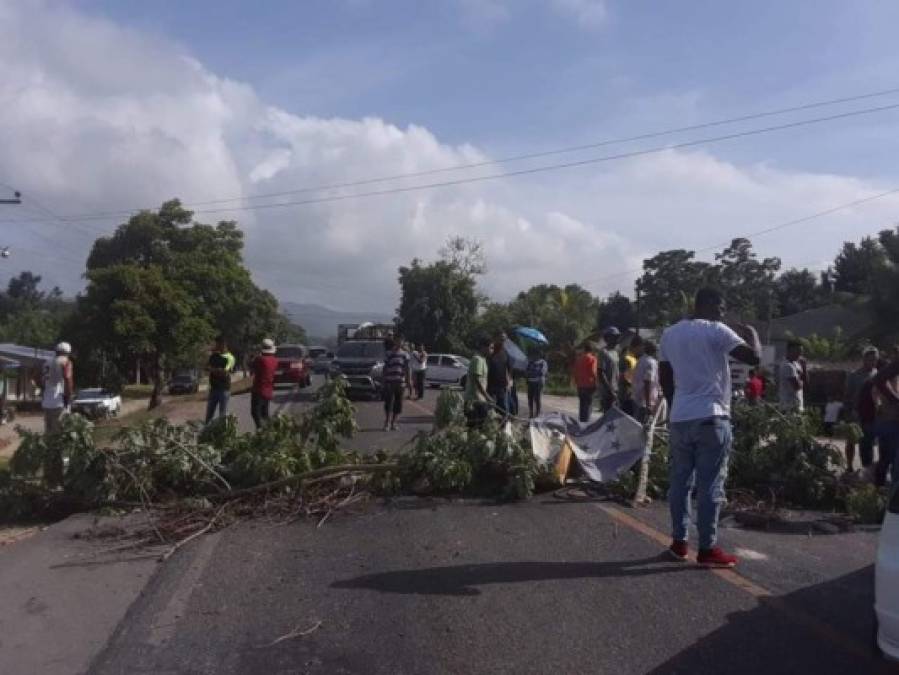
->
xmin=90 ymin=381 xmax=889 ymax=674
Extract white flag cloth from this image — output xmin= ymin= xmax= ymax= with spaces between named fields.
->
xmin=530 ymin=408 xmax=645 ymax=482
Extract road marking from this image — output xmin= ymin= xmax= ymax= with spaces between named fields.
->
xmin=597 ymin=504 xmax=888 ymax=669
xmin=734 ymin=547 xmax=769 ymax=561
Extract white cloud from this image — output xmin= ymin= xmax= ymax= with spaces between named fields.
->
xmin=551 ymin=0 xmax=608 ymax=30
xmin=1 ymin=1 xmax=898 ymax=319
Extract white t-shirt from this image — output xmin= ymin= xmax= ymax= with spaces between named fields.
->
xmin=824 ymin=401 xmax=843 ymax=423
xmin=410 ymin=352 xmax=426 ymax=373
xmin=778 ymin=360 xmax=804 ymax=411
xmin=632 ymin=355 xmax=659 ymax=410
xmin=659 ymin=319 xmax=745 ymax=423
xmin=42 ymin=355 xmax=70 ymax=410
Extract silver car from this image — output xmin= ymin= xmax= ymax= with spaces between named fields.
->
xmin=425 ymin=353 xmax=469 ymax=389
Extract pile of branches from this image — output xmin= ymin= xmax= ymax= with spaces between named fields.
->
xmin=1 ymin=379 xmax=394 ymax=550
xmin=0 ymin=384 xmax=548 ymax=556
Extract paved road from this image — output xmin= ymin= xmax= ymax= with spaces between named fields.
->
xmin=89 ymin=383 xmax=889 ymax=674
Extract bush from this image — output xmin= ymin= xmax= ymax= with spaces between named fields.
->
xmin=845 ymin=484 xmax=886 ymax=524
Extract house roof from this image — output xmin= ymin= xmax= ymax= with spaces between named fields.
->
xmin=0 ymin=343 xmax=54 ymax=367
xmin=753 ymin=304 xmax=873 ymax=342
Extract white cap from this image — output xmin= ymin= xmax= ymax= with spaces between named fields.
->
xmin=261 ymin=338 xmax=276 ymax=354
xmin=55 ymin=341 xmax=72 ymax=354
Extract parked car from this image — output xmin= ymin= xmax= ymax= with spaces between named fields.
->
xmin=329 ymin=339 xmax=387 ymax=398
xmin=71 ymin=388 xmax=122 ymax=419
xmin=167 ymin=373 xmax=199 ymax=395
xmin=425 ymin=353 xmax=469 ymax=389
xmin=876 ymin=484 xmax=899 ymax=660
xmin=274 ymin=344 xmax=312 ymax=388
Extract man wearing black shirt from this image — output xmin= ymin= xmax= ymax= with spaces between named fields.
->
xmin=487 ymin=331 xmax=512 ymax=416
xmin=206 ymin=336 xmax=232 ymax=424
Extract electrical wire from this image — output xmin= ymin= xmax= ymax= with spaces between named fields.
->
xmin=29 ymin=85 xmax=899 ymax=218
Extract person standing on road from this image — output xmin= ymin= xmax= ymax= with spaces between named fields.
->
xmin=382 ymin=337 xmax=412 ymax=431
xmin=41 ymin=341 xmax=74 ymax=435
xmin=206 ymin=336 xmax=233 ymax=424
xmin=845 ymin=347 xmax=879 ymax=471
xmin=465 ymin=336 xmax=493 ymax=427
xmin=573 ymin=342 xmax=598 ymax=423
xmin=631 ymin=337 xmax=660 ymax=424
xmin=250 ymin=338 xmax=278 ymax=429
xmin=41 ymin=341 xmax=74 ymax=487
xmin=487 ymin=332 xmax=512 ymax=417
xmin=597 ymin=328 xmax=620 ymax=412
xmin=660 ymin=287 xmax=760 ymax=568
xmin=411 ymin=345 xmax=428 ymax=400
xmin=778 ymin=341 xmax=805 ymax=412
xmin=873 ymin=359 xmax=899 ymax=485
xmin=526 ymin=347 xmax=548 ymax=418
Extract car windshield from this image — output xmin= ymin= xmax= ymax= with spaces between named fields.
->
xmin=276 ymin=347 xmax=306 ymax=359
xmin=308 ymin=348 xmax=327 ymax=358
xmin=173 ymin=375 xmax=193 ymax=382
xmin=337 ymin=342 xmax=386 ymax=359
xmin=76 ymin=388 xmax=111 ymax=398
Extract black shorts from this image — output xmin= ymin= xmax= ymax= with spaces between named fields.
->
xmin=383 ymin=382 xmax=405 ymax=415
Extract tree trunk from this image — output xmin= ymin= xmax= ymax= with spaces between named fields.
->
xmin=148 ymin=352 xmax=162 ymax=410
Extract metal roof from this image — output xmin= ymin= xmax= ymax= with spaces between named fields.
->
xmin=0 ymin=343 xmax=54 ymax=366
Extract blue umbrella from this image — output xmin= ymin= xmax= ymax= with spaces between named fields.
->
xmin=514 ymin=326 xmax=549 ymax=345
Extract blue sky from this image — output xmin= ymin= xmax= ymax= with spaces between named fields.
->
xmin=4 ymin=1 xmax=899 ymax=311
xmin=72 ymin=0 xmax=899 ymax=175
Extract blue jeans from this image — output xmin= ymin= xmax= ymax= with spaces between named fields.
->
xmin=205 ymin=389 xmax=230 ymax=424
xmin=668 ymin=416 xmax=733 ymax=550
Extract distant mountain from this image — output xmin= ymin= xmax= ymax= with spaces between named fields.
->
xmin=281 ymin=302 xmax=394 ymax=342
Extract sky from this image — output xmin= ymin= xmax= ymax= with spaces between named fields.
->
xmin=3 ymin=0 xmax=899 ymax=313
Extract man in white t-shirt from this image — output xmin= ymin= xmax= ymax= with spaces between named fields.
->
xmin=778 ymin=341 xmax=805 ymax=411
xmin=659 ymin=288 xmax=760 ymax=569
xmin=41 ymin=341 xmax=75 ymax=487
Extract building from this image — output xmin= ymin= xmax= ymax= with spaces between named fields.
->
xmin=0 ymin=343 xmax=55 ymax=400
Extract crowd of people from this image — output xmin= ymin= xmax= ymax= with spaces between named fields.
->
xmin=36 ymin=287 xmax=899 ymax=570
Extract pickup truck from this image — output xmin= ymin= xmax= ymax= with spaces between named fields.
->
xmin=329 ymin=339 xmax=387 ymax=398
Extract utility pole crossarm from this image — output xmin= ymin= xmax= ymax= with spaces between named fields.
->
xmin=0 ymin=190 xmax=21 ymax=205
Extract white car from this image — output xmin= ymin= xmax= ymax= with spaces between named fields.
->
xmin=876 ymin=486 xmax=899 ymax=660
xmin=71 ymin=388 xmax=122 ymax=419
xmin=425 ymin=354 xmax=469 ymax=389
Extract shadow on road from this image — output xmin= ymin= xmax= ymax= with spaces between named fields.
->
xmin=331 ymin=555 xmax=693 ymax=596
xmin=645 ymin=565 xmax=879 ymax=675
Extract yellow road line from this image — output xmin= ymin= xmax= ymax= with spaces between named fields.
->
xmin=597 ymin=503 xmax=889 ymax=670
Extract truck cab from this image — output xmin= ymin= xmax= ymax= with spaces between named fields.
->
xmin=329 ymin=339 xmax=387 ymax=398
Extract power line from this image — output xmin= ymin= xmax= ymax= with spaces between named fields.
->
xmin=578 ymin=187 xmax=899 ymax=287
xmin=36 ymin=85 xmax=899 ymax=218
xmin=18 ymin=100 xmax=895 ymax=224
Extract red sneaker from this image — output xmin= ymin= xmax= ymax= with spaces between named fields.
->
xmin=697 ymin=547 xmax=738 ymax=568
xmin=668 ymin=540 xmax=688 ymax=561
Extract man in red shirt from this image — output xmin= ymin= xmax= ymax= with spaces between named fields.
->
xmin=573 ymin=342 xmax=598 ymax=423
xmin=250 ymin=338 xmax=279 ymax=429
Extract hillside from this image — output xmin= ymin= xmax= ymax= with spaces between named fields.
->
xmin=281 ymin=302 xmax=393 ymax=341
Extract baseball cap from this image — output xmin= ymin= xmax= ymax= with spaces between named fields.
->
xmin=261 ymin=338 xmax=276 ymax=354
xmin=55 ymin=341 xmax=72 ymax=354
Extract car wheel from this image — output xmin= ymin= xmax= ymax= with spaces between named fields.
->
xmin=459 ymin=375 xmax=467 ymax=390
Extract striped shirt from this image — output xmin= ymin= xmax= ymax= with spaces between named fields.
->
xmin=383 ymin=350 xmax=410 ymax=384
xmin=526 ymin=358 xmax=548 ymax=384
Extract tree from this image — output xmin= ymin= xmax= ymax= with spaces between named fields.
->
xmin=774 ymin=268 xmax=824 ymax=317
xmin=438 ymin=236 xmax=486 ymax=277
xmin=636 ymin=249 xmax=713 ymax=326
xmin=598 ymin=292 xmax=635 ymax=330
xmin=0 ymin=272 xmax=71 ymax=347
xmin=397 ymin=259 xmax=479 ymax=352
xmin=833 ymin=236 xmax=886 ymax=295
xmin=75 ymin=199 xmax=288 ymax=408
xmin=711 ymin=238 xmax=780 ymax=319
xmin=508 ymin=284 xmax=600 ymax=370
